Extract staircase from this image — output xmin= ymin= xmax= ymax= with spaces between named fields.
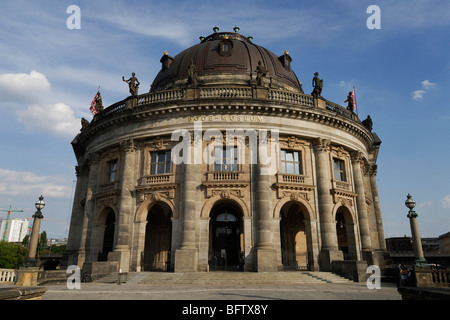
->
xmin=94 ymin=271 xmax=354 ymax=285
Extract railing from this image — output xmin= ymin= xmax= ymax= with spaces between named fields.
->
xmin=279 ymin=173 xmax=305 ymax=184
xmin=415 ymin=268 xmax=450 ymax=288
xmin=212 ymin=171 xmax=240 ymax=181
xmin=325 ymin=100 xmax=353 ymax=119
xmin=138 ymin=89 xmax=183 ymax=106
xmin=140 ymin=173 xmax=174 ymax=185
xmin=0 ymin=269 xmax=16 ymax=284
xmin=96 ymin=86 xmax=355 ymax=125
xmin=200 ymin=87 xmax=252 ymax=99
xmin=281 ymin=252 xmax=309 ymax=270
xmin=268 ymin=90 xmax=313 ymax=106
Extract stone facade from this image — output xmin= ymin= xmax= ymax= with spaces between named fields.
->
xmin=65 ymin=29 xmax=388 ymax=274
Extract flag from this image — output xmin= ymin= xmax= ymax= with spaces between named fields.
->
xmin=90 ymin=88 xmax=100 ymax=115
xmin=351 ymin=88 xmax=356 ymax=110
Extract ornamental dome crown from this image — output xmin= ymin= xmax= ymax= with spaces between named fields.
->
xmin=150 ymin=27 xmax=303 ymax=93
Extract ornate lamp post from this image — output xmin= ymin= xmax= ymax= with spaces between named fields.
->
xmin=404 ymin=194 xmax=427 ymax=267
xmin=25 ymin=195 xmax=45 ymax=267
xmin=16 ymin=196 xmax=45 ymax=286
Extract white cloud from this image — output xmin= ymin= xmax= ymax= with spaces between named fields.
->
xmin=17 ymin=103 xmax=80 ymax=138
xmin=421 ymin=80 xmax=436 ymax=89
xmin=441 ymin=195 xmax=450 ymax=209
xmin=411 ymin=80 xmax=436 ymax=100
xmin=0 ymin=168 xmax=72 ymax=199
xmin=412 ymin=90 xmax=425 ymax=100
xmin=0 ymin=71 xmax=51 ymax=104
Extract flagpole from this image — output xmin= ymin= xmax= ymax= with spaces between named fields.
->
xmin=353 ymin=86 xmax=358 ymax=117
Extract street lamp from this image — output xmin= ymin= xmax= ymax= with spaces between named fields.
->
xmin=24 ymin=195 xmax=45 ymax=267
xmin=404 ymin=194 xmax=427 ymax=267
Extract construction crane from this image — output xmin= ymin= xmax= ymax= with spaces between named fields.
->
xmin=25 ymin=217 xmax=65 ymax=236
xmin=1 ymin=205 xmax=24 ymax=241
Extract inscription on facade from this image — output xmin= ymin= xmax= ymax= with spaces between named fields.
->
xmin=187 ymin=115 xmax=264 ymax=123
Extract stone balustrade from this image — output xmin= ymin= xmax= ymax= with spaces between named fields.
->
xmin=0 ymin=269 xmax=16 ymax=284
xmin=414 ymin=268 xmax=450 ymax=288
xmin=211 ymin=171 xmax=240 ymax=181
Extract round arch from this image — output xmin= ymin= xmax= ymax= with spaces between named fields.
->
xmin=135 ymin=197 xmax=178 ymax=222
xmin=273 ymin=196 xmax=314 ymax=220
xmin=201 ymin=194 xmax=250 ymax=219
xmin=332 ymin=202 xmax=359 ymax=260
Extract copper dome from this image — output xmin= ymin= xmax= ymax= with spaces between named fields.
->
xmin=150 ymin=28 xmax=303 ymax=93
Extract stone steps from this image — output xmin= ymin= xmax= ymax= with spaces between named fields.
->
xmin=94 ymin=271 xmax=354 ymax=285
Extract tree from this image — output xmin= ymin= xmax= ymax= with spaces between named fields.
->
xmin=0 ymin=241 xmax=27 ymax=269
xmin=39 ymin=231 xmax=48 ymax=253
xmin=22 ymin=234 xmax=29 ymax=246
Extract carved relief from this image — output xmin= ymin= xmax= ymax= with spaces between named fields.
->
xmin=120 ymin=138 xmax=136 ymax=153
xmin=313 ymin=138 xmax=330 ymax=152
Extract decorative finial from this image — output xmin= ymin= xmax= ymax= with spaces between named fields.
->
xmin=213 ymin=26 xmax=219 ymax=33
xmin=164 ymin=50 xmax=168 ymax=55
xmin=284 ymin=50 xmax=289 ymax=55
xmin=199 ymin=35 xmax=205 ymax=42
xmin=247 ymin=35 xmax=253 ymax=43
xmin=233 ymin=26 xmax=240 ymax=33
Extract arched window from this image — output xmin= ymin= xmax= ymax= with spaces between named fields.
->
xmin=216 ymin=212 xmax=237 ymax=222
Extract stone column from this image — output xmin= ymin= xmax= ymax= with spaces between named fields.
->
xmin=369 ymin=165 xmax=387 ymax=250
xmin=78 ymin=154 xmax=100 ymax=268
xmin=351 ymin=152 xmax=375 ymax=265
xmin=409 ymin=212 xmax=426 ymax=265
xmin=174 ymin=160 xmax=200 ymax=272
xmin=254 ymin=163 xmax=277 ymax=272
xmin=64 ymin=165 xmax=89 ymax=267
xmin=108 ymin=139 xmax=136 ymax=272
xmin=313 ymin=138 xmax=342 ymax=270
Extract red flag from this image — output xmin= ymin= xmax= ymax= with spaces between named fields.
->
xmin=90 ymin=89 xmax=100 ymax=115
xmin=351 ymin=89 xmax=356 ymax=110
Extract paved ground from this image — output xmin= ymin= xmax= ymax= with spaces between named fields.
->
xmin=40 ymin=281 xmax=402 ymax=300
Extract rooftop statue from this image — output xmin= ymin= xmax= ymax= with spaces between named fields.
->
xmin=311 ymin=72 xmax=323 ymax=99
xmin=345 ymin=91 xmax=355 ymax=113
xmin=122 ymin=72 xmax=140 ymax=96
xmin=362 ymin=115 xmax=373 ymax=131
xmin=255 ymin=61 xmax=268 ymax=86
xmin=187 ymin=59 xmax=198 ymax=87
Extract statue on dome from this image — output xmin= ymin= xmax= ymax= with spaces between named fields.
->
xmin=256 ymin=61 xmax=268 ymax=86
xmin=311 ymin=72 xmax=323 ymax=99
xmin=187 ymin=59 xmax=198 ymax=87
xmin=122 ymin=72 xmax=140 ymax=96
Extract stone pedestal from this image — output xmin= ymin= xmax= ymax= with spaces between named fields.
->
xmin=108 ymin=249 xmax=130 ymax=272
xmin=15 ymin=268 xmax=39 ymax=287
xmin=174 ymin=249 xmax=198 ymax=273
xmin=255 ymin=248 xmax=278 ymax=272
xmin=319 ymin=249 xmax=343 ymax=271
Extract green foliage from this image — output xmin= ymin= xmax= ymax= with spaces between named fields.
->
xmin=0 ymin=241 xmax=27 ymax=269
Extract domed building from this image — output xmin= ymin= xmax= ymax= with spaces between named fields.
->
xmin=66 ymin=27 xmax=388 ymax=277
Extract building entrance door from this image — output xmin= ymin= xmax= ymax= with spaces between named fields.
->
xmin=144 ymin=202 xmax=172 ymax=271
xmin=210 ymin=205 xmax=243 ymax=271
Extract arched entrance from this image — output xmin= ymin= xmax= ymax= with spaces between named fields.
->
xmin=209 ymin=202 xmax=244 ymax=271
xmin=280 ymin=202 xmax=309 ymax=270
xmin=144 ymin=202 xmax=172 ymax=271
xmin=99 ymin=208 xmax=115 ymax=261
xmin=335 ymin=206 xmax=358 ymax=260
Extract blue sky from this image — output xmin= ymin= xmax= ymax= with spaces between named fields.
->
xmin=0 ymin=0 xmax=449 ymax=240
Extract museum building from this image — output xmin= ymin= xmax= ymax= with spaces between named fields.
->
xmin=65 ymin=27 xmax=389 ymax=274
